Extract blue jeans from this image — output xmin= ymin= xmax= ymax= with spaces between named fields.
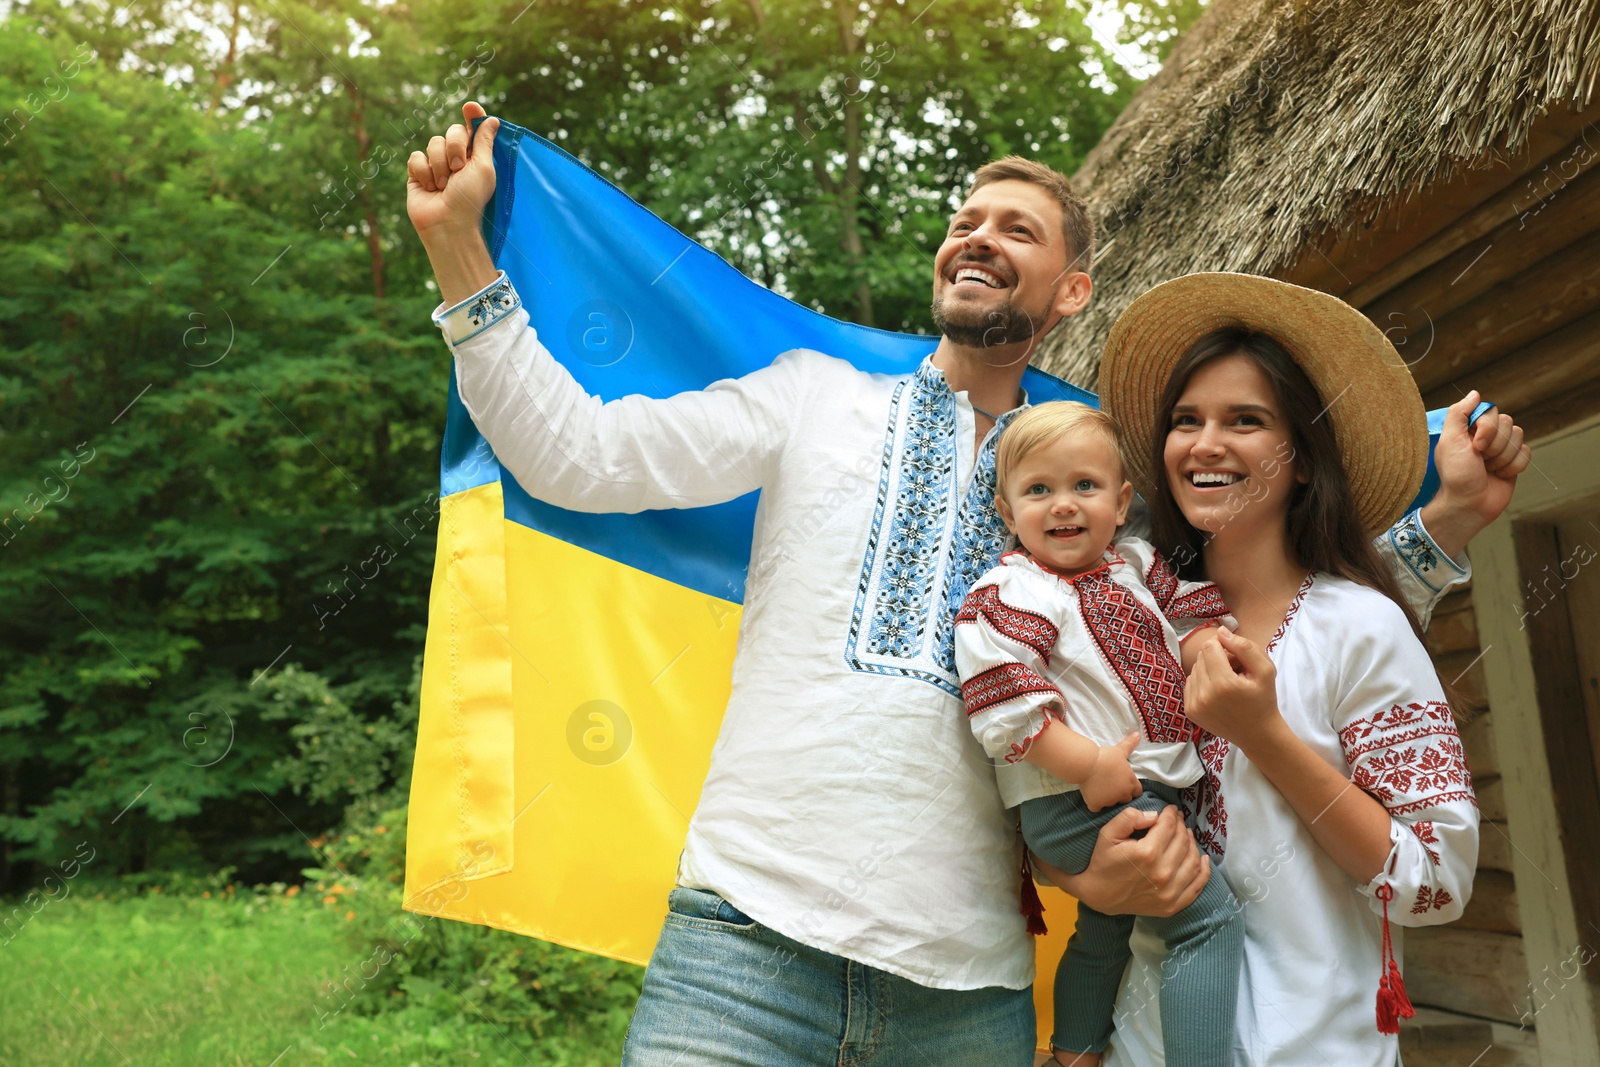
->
xmin=620 ymin=888 xmax=1037 ymax=1066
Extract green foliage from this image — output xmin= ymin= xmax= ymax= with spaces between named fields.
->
xmin=0 ymin=0 xmax=452 ymax=887
xmin=305 ymin=800 xmax=642 ymax=1044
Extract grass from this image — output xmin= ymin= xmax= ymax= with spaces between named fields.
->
xmin=0 ymin=886 xmax=628 ymax=1066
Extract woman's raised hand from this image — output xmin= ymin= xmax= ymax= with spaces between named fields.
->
xmin=1184 ymin=628 xmax=1283 ymax=751
xmin=406 ymin=101 xmax=500 ymax=239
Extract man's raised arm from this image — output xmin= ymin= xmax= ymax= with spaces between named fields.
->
xmin=405 ymin=103 xmax=805 ymax=515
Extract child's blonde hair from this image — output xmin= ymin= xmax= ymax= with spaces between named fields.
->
xmin=994 ymin=401 xmax=1127 ymax=492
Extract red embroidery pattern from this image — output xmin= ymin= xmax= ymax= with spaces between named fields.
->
xmin=1265 ymin=573 xmax=1315 ymax=653
xmin=1074 ymin=570 xmax=1193 ymax=744
xmin=1410 ymin=821 xmax=1441 ymax=866
xmin=1412 ymin=886 xmax=1454 ymax=915
xmin=961 ymin=661 xmax=1060 ymax=718
xmin=1189 ymin=731 xmax=1231 ymax=859
xmin=1145 ymin=551 xmax=1179 ymax=609
xmin=1342 ymin=701 xmax=1476 ymax=816
xmin=954 ymin=584 xmax=1060 ymax=660
xmin=1168 ymin=584 xmax=1230 ymax=622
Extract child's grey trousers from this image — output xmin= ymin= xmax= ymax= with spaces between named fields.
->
xmin=1021 ymin=779 xmax=1243 ymax=1066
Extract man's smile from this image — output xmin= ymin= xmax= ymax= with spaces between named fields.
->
xmin=946 ymin=259 xmax=1012 ymax=291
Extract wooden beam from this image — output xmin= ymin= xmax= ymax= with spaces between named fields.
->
xmin=1518 ymin=373 xmax=1600 ymax=448
xmin=1281 ymin=101 xmax=1600 ymax=297
xmin=1347 ymin=128 xmax=1600 ymax=310
xmin=1410 ymin=228 xmax=1600 ymax=395
xmin=1472 ymin=434 xmax=1600 ymax=1061
xmin=1422 ymin=305 xmax=1600 ymax=416
xmin=1457 ymin=869 xmax=1522 ymax=935
xmin=1512 ymin=519 xmax=1600 ymax=989
xmin=1361 ymin=159 xmax=1600 ymax=337
xmin=1406 ymin=927 xmax=1527 ymax=1023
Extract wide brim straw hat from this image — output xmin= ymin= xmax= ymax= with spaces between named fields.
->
xmin=1097 ymin=272 xmax=1427 ymax=536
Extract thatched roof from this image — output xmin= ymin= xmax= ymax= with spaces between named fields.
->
xmin=1037 ymin=0 xmax=1600 ymax=386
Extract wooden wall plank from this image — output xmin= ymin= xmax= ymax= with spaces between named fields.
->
xmin=1479 ymin=821 xmax=1514 ymax=873
xmin=1407 ymin=927 xmax=1528 ymax=1023
xmin=1478 ymin=777 xmax=1508 ymax=823
xmin=1362 ymin=160 xmax=1600 ymax=339
xmin=1413 ymin=229 xmax=1600 ymax=396
xmin=1423 ymin=306 xmax=1600 ymax=416
xmin=1282 ymin=103 xmax=1600 ymax=298
xmin=1426 ymin=603 xmax=1481 ymax=659
xmin=1436 ymin=647 xmax=1491 ymax=711
xmin=1458 ymin=869 xmax=1522 ymax=935
xmin=1461 ymin=710 xmax=1500 ymax=779
xmin=1517 ymin=374 xmax=1600 ymax=445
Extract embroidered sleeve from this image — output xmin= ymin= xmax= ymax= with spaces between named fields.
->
xmin=440 ymin=271 xmax=814 ymax=514
xmin=1117 ymin=535 xmax=1234 ymax=644
xmin=433 ymin=270 xmax=522 ymax=344
xmin=953 ymin=575 xmax=1066 ymax=765
xmin=1336 ymin=601 xmax=1479 ymax=926
xmin=1374 ymin=509 xmax=1470 ymax=629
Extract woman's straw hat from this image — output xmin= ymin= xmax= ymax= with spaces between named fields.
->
xmin=1097 ymin=272 xmax=1427 ymax=536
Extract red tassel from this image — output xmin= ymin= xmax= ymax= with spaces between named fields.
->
xmin=1020 ymin=849 xmax=1047 ymax=936
xmin=1374 ymin=884 xmax=1415 ymax=1034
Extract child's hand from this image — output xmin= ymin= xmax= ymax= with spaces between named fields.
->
xmin=1080 ymin=733 xmax=1142 ymax=812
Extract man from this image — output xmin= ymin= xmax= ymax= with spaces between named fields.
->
xmin=405 ymin=102 xmax=1528 ymax=1065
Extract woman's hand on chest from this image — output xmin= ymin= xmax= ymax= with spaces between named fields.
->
xmin=1183 ymin=627 xmax=1292 ymax=754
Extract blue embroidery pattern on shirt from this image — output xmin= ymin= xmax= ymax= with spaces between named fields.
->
xmin=932 ymin=436 xmax=1011 ymax=673
xmin=845 ymin=359 xmax=1018 ymax=697
xmin=436 ymin=276 xmax=522 ymax=343
xmin=1389 ymin=509 xmax=1460 ymax=592
xmin=866 ymin=368 xmax=956 ymax=658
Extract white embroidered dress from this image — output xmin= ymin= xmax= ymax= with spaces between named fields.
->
xmin=1104 ymin=573 xmax=1479 ymax=1067
xmin=433 ymin=271 xmax=1473 ymax=994
xmin=953 ymin=541 xmax=1232 ymax=808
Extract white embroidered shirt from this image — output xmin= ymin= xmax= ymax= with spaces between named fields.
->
xmin=954 ymin=540 xmax=1233 ymax=807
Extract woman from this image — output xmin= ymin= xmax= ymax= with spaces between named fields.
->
xmin=1093 ymin=273 xmax=1490 ymax=1066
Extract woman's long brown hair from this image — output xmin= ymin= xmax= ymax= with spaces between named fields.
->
xmin=1146 ymin=328 xmax=1443 ymax=669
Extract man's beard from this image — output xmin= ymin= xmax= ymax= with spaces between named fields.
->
xmin=930 ymin=290 xmax=1052 ymax=349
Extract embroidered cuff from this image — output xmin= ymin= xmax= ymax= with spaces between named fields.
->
xmin=1387 ymin=508 xmax=1470 ymax=594
xmin=431 ymin=270 xmax=520 ymax=345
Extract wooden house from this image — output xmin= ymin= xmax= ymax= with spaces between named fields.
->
xmin=1037 ymin=1 xmax=1600 ymax=1063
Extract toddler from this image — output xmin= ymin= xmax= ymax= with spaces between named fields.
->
xmin=954 ymin=401 xmax=1243 ymax=1067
